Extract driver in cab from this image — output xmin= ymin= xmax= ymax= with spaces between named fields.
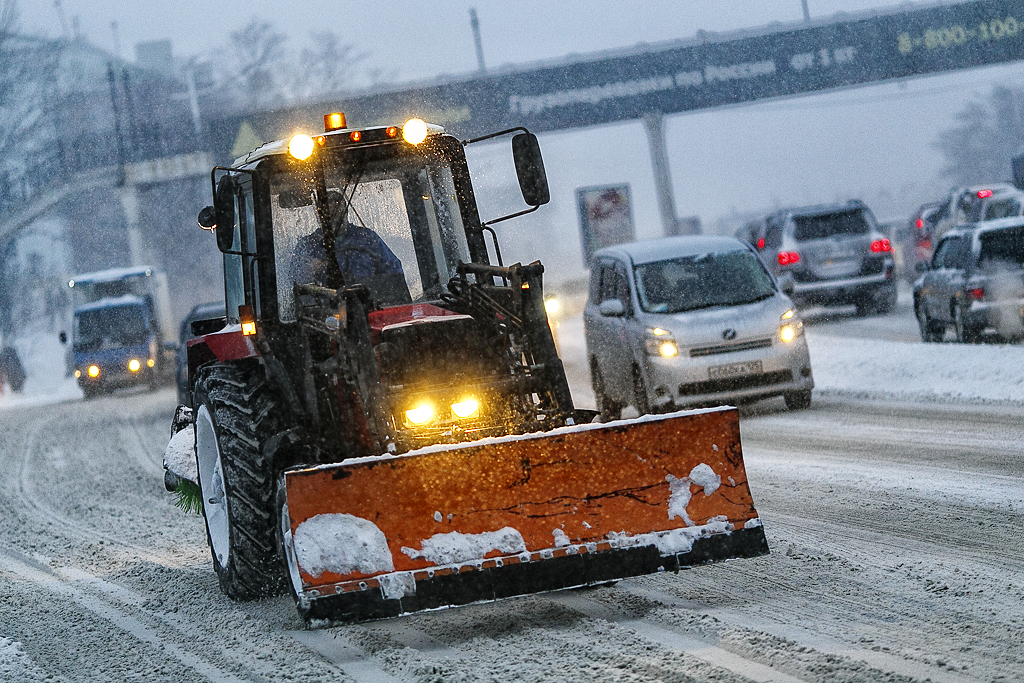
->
xmin=313 ymin=189 xmax=404 ymax=281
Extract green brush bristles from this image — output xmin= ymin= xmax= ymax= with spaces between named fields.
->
xmin=174 ymin=480 xmax=203 ymax=515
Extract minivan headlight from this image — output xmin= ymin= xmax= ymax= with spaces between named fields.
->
xmin=645 ymin=328 xmax=678 ymax=357
xmin=780 ymin=310 xmax=804 ymax=342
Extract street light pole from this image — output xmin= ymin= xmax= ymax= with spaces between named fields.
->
xmin=469 ymin=8 xmax=486 ymax=74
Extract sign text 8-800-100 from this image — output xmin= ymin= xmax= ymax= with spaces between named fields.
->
xmin=898 ymin=16 xmax=1021 ymax=54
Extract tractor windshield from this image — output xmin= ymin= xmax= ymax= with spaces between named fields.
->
xmin=269 ymin=142 xmax=470 ymax=322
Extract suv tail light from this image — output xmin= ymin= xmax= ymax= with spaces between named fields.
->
xmin=968 ymin=287 xmax=985 ymax=301
xmin=778 ymin=251 xmax=800 ymax=265
xmin=870 ymin=239 xmax=891 ymax=253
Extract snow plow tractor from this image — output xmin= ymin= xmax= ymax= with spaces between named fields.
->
xmin=163 ymin=113 xmax=769 ymax=625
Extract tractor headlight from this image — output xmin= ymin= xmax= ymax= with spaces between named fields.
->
xmin=451 ymin=398 xmax=480 ymax=419
xmin=87 ymin=365 xmax=100 ymax=378
xmin=780 ymin=309 xmax=803 ymax=342
xmin=128 ymin=359 xmax=141 ymax=372
xmin=405 ymin=402 xmax=435 ymax=425
xmin=288 ymin=134 xmax=315 ymax=160
xmin=402 ymin=118 xmax=428 ymax=145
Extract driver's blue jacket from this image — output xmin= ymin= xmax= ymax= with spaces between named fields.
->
xmin=298 ymin=223 xmax=405 ymax=281
xmin=335 ymin=224 xmax=404 ymax=279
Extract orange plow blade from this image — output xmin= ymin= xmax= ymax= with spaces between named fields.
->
xmin=281 ymin=406 xmax=768 ymax=624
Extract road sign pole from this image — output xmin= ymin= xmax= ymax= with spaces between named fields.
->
xmin=642 ymin=112 xmax=681 ymax=237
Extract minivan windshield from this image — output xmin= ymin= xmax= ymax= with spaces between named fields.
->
xmin=634 ymin=249 xmax=776 ymax=314
xmin=793 ymin=209 xmax=870 ymax=241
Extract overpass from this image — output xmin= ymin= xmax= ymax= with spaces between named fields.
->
xmin=209 ymin=0 xmax=1024 ymax=236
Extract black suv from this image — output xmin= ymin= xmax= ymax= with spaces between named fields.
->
xmin=749 ymin=200 xmax=897 ymax=315
xmin=913 ymin=217 xmax=1024 ymax=343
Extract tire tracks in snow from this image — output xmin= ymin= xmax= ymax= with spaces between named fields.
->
xmin=16 ymin=420 xmax=175 ymax=565
xmin=0 ymin=546 xmax=253 ymax=683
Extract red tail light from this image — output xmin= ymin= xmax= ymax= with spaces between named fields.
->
xmin=778 ymin=251 xmax=800 ymax=265
xmin=968 ymin=287 xmax=985 ymax=301
xmin=870 ymin=239 xmax=891 ymax=253
xmin=757 ymin=237 xmax=765 ymax=249
xmin=916 ymin=218 xmax=924 ymax=229
xmin=977 ymin=189 xmax=993 ymax=198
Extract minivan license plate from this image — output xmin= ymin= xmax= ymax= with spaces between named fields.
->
xmin=708 ymin=360 xmax=763 ymax=379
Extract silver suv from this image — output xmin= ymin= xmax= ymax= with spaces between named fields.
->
xmin=755 ymin=200 xmax=897 ymax=315
xmin=583 ymin=235 xmax=813 ymax=418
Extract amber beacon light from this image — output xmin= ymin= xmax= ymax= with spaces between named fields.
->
xmin=324 ymin=112 xmax=347 ymax=132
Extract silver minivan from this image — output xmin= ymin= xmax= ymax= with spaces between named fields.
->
xmin=583 ymin=235 xmax=813 ymax=418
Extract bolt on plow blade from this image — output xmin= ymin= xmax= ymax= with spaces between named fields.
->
xmin=281 ymin=406 xmax=768 ymax=625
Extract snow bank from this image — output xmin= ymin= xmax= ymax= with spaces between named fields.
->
xmin=808 ymin=332 xmax=1024 ymax=404
xmin=0 ymin=332 xmax=81 ymax=409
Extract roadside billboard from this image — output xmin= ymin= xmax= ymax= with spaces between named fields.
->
xmin=576 ymin=185 xmax=635 ymax=265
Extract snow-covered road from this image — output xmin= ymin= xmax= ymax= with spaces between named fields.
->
xmin=1 ymin=306 xmax=1023 ymax=682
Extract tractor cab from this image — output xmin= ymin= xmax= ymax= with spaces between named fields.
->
xmin=192 ymin=115 xmax=563 ymax=456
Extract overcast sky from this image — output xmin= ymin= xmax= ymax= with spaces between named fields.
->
xmin=16 ymin=0 xmax=1024 ymax=283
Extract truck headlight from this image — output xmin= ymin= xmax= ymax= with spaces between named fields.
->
xmin=87 ymin=365 xmax=100 ymax=378
xmin=128 ymin=359 xmax=141 ymax=372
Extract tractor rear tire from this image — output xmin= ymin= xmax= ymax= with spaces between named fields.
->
xmin=193 ymin=362 xmax=289 ymax=601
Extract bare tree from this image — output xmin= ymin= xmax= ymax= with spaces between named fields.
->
xmin=0 ymin=1 xmax=61 ymax=203
xmin=224 ymin=18 xmax=288 ymax=110
xmin=291 ymin=30 xmax=368 ymax=102
xmin=936 ymin=85 xmax=1024 ymax=186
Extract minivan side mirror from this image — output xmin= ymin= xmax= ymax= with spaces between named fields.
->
xmin=598 ymin=299 xmax=626 ymax=317
xmin=511 ymin=132 xmax=550 ymax=207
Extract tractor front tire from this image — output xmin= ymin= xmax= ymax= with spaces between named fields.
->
xmin=193 ymin=362 xmax=288 ymax=601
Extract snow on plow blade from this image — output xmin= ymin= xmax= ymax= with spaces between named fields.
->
xmin=281 ymin=406 xmax=768 ymax=625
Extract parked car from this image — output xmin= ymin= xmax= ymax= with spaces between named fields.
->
xmin=175 ymin=301 xmax=225 ymax=406
xmin=583 ymin=235 xmax=813 ymax=418
xmin=913 ymin=217 xmax=1024 ymax=343
xmin=753 ymin=200 xmax=897 ymax=315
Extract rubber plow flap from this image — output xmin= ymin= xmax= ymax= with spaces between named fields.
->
xmin=281 ymin=406 xmax=768 ymax=624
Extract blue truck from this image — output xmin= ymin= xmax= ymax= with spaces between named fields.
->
xmin=66 ymin=266 xmax=175 ymax=398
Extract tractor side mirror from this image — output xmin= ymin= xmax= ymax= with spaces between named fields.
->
xmin=214 ymin=176 xmax=237 ymax=253
xmin=197 ymin=206 xmax=216 ymax=229
xmin=512 ymin=132 xmax=550 ymax=207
